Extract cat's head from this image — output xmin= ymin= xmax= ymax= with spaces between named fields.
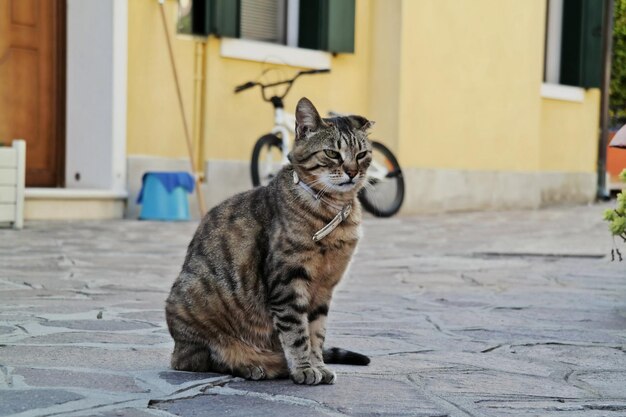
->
xmin=289 ymin=97 xmax=374 ymax=195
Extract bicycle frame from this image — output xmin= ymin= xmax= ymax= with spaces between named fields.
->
xmin=235 ymin=68 xmax=391 ymax=183
xmin=238 ymin=69 xmax=404 ymax=217
xmin=270 ymin=107 xmax=295 ymax=165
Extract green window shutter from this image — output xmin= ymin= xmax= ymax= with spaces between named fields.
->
xmin=298 ymin=0 xmax=320 ymax=50
xmin=326 ymin=0 xmax=356 ymax=53
xmin=298 ymin=0 xmax=355 ymax=53
xmin=177 ymin=0 xmax=239 ymax=38
xmin=209 ymin=0 xmax=240 ymax=38
xmin=560 ymin=0 xmax=605 ymax=88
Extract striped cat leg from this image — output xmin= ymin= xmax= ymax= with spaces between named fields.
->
xmin=171 ymin=341 xmax=214 ymax=372
xmin=308 ymin=304 xmax=336 ymax=384
xmin=269 ymin=273 xmax=322 ymax=385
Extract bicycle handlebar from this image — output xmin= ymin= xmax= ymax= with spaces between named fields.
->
xmin=233 ymin=69 xmax=331 ymax=98
xmin=299 ymin=69 xmax=330 ymax=75
xmin=234 ymin=81 xmax=257 ymax=93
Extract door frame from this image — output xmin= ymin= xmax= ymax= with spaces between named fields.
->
xmin=23 ymin=0 xmax=127 ymax=193
xmin=64 ymin=0 xmax=127 ymax=192
xmin=54 ymin=0 xmax=67 ymax=187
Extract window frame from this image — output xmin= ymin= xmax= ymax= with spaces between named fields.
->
xmin=177 ymin=0 xmax=355 ymax=57
xmin=542 ymin=0 xmax=586 ymax=102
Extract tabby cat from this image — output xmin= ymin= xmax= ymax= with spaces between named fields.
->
xmin=165 ymin=97 xmax=373 ymax=385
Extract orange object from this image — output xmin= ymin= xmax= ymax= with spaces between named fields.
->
xmin=607 ymin=128 xmax=626 ymax=187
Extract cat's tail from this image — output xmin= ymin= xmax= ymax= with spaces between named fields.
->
xmin=323 ymin=347 xmax=370 ymax=365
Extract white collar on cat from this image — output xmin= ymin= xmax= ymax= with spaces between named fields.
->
xmin=292 ymin=171 xmax=352 ymax=242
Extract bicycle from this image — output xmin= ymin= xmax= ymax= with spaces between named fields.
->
xmin=234 ymin=69 xmax=405 ymax=217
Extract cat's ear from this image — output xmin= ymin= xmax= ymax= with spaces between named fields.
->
xmin=295 ymin=97 xmax=323 ymax=139
xmin=348 ymin=115 xmax=375 ymax=131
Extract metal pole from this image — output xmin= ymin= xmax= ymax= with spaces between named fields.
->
xmin=598 ymin=0 xmax=615 ymax=199
xmin=158 ymin=0 xmax=207 ymax=217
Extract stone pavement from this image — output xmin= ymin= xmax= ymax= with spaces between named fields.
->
xmin=0 ymin=203 xmax=625 ymax=417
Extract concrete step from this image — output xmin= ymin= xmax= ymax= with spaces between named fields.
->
xmin=25 ymin=188 xmax=127 ymax=220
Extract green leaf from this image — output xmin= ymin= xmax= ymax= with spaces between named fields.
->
xmin=609 ymin=216 xmax=626 ymax=235
xmin=604 ymin=208 xmax=617 ymax=221
xmin=617 ymin=192 xmax=626 ymax=214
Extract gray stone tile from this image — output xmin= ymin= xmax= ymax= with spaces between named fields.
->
xmin=507 ymin=344 xmax=626 ymax=370
xmin=574 ymin=371 xmax=626 ymax=398
xmin=150 ymin=391 xmax=348 ymax=417
xmin=15 ymin=367 xmax=149 ymax=393
xmin=84 ymin=408 xmax=154 ymax=417
xmin=158 ymin=371 xmax=224 ymax=385
xmin=413 ymin=369 xmax=590 ymax=398
xmin=117 ymin=310 xmax=165 ymax=322
xmin=227 ymin=376 xmax=446 ymax=416
xmin=0 ymin=326 xmax=14 ymax=335
xmin=474 ymin=399 xmax=626 ymax=417
xmin=0 ymin=345 xmax=170 ymax=371
xmin=39 ymin=319 xmax=158 ymax=331
xmin=85 ymin=409 xmax=157 ymax=417
xmin=0 ymin=389 xmax=84 ymax=416
xmin=1 ymin=203 xmax=625 ymax=417
xmin=18 ymin=331 xmax=171 ymax=346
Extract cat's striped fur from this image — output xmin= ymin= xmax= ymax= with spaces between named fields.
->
xmin=165 ymin=97 xmax=372 ymax=385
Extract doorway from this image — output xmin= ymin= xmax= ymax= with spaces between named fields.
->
xmin=0 ymin=0 xmax=66 ymax=187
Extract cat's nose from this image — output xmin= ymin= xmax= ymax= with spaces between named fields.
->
xmin=344 ymin=168 xmax=358 ymax=179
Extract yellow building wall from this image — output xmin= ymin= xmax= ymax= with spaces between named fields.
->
xmin=540 ymin=90 xmax=601 ymax=173
xmin=202 ymin=0 xmax=372 ymax=162
xmin=127 ymin=0 xmax=373 ymax=162
xmin=127 ymin=0 xmax=601 ymax=181
xmin=127 ymin=0 xmax=195 ymax=159
xmin=396 ymin=0 xmax=546 ymax=172
xmin=366 ymin=0 xmax=402 ymax=154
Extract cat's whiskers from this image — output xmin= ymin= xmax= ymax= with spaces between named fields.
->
xmin=359 ymin=180 xmax=386 ymax=209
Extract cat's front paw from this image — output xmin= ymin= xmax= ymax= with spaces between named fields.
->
xmin=315 ymin=365 xmax=336 ymax=384
xmin=290 ymin=366 xmax=323 ymax=385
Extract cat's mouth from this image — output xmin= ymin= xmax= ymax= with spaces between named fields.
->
xmin=321 ymin=176 xmax=361 ymax=193
xmin=334 ymin=180 xmax=358 ymax=191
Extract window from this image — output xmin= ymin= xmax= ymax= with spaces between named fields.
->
xmin=177 ymin=0 xmax=355 ymax=54
xmin=240 ymin=0 xmax=286 ymax=44
xmin=239 ymin=0 xmax=301 ymax=47
xmin=544 ymin=0 xmax=606 ymax=88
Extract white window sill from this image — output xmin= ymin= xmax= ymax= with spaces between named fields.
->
xmin=220 ymin=38 xmax=331 ymax=70
xmin=541 ymin=83 xmax=585 ymax=102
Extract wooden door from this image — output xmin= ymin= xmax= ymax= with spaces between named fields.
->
xmin=0 ymin=0 xmax=66 ymax=187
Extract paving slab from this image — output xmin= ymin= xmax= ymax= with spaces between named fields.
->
xmin=14 ymin=368 xmax=148 ymax=393
xmin=0 ymin=389 xmax=84 ymax=416
xmin=0 ymin=203 xmax=625 ymax=416
xmin=149 ymin=391 xmax=334 ymax=417
xmin=224 ymin=376 xmax=446 ymax=416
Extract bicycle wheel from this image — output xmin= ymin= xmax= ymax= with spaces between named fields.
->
xmin=251 ymin=134 xmax=283 ymax=187
xmin=359 ymin=141 xmax=405 ymax=217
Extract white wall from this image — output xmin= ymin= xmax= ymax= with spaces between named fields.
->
xmin=66 ymin=0 xmax=127 ymax=191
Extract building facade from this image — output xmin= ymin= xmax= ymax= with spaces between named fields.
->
xmin=0 ymin=0 xmax=606 ymax=219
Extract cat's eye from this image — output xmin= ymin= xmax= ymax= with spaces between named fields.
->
xmin=324 ymin=149 xmax=341 ymax=159
xmin=356 ymin=151 xmax=368 ymax=160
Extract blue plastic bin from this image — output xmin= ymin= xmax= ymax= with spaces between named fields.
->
xmin=137 ymin=172 xmax=194 ymax=221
